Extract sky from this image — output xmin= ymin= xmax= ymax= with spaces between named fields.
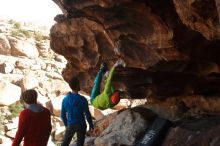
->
xmin=0 ymin=0 xmax=62 ymax=26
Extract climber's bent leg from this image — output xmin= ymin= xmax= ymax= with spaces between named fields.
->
xmin=90 ymin=69 xmax=104 ymax=103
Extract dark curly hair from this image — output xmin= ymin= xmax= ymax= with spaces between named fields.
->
xmin=69 ymin=77 xmax=80 ymax=91
xmin=20 ymin=89 xmax=38 ymax=104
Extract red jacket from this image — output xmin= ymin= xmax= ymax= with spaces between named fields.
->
xmin=12 ymin=107 xmax=51 ymax=146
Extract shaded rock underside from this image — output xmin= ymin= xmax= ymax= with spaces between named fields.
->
xmin=51 ymin=0 xmax=220 ymax=101
xmin=50 ymin=0 xmax=220 ymax=113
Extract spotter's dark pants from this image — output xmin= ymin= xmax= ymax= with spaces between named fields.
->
xmin=61 ymin=124 xmax=86 ymax=146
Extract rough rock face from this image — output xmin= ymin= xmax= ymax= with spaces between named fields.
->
xmin=217 ymin=0 xmax=220 ymax=21
xmin=50 ymin=0 xmax=220 ymax=144
xmin=162 ymin=116 xmax=220 ymax=146
xmin=0 ymin=34 xmax=11 ymax=55
xmin=51 ymin=0 xmax=220 ymax=99
xmin=173 ymin=0 xmax=220 ymax=40
xmin=95 ymin=109 xmax=148 ymax=146
xmin=8 ymin=37 xmax=39 ymax=58
xmin=0 ymin=20 xmax=70 ymax=145
xmin=0 ymin=80 xmax=21 ymax=106
xmin=93 ymin=107 xmax=156 ymax=146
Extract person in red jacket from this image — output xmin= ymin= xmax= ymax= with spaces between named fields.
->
xmin=12 ymin=89 xmax=52 ymax=146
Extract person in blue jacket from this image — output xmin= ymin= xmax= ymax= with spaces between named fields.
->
xmin=61 ymin=77 xmax=94 ymax=146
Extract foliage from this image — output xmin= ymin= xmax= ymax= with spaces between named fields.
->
xmin=8 ymin=101 xmax=24 ymax=119
xmin=13 ymin=22 xmax=21 ymax=29
xmin=20 ymin=29 xmax=32 ymax=38
xmin=8 ymin=19 xmax=48 ymax=41
xmin=8 ymin=20 xmax=31 ymax=38
xmin=48 ymin=51 xmax=55 ymax=60
xmin=0 ymin=114 xmax=5 ymax=135
xmin=10 ymin=29 xmax=32 ymax=38
xmin=34 ymin=32 xmax=44 ymax=42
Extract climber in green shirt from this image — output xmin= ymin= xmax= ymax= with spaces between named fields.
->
xmin=90 ymin=60 xmax=125 ymax=110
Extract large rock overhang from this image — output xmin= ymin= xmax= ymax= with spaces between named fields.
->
xmin=50 ymin=0 xmax=220 ymax=115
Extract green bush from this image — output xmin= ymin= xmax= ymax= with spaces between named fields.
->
xmin=20 ymin=29 xmax=32 ymax=38
xmin=10 ymin=30 xmax=20 ymax=37
xmin=48 ymin=51 xmax=55 ymax=60
xmin=10 ymin=29 xmax=32 ymax=38
xmin=13 ymin=22 xmax=21 ymax=29
xmin=8 ymin=20 xmax=49 ymax=40
xmin=0 ymin=114 xmax=5 ymax=135
xmin=8 ymin=101 xmax=24 ymax=119
xmin=34 ymin=32 xmax=44 ymax=42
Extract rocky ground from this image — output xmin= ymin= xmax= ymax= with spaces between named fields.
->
xmin=0 ymin=19 xmax=147 ymax=146
xmin=0 ymin=19 xmax=69 ymax=145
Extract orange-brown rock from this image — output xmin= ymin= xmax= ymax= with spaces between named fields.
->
xmin=51 ymin=0 xmax=220 ymax=98
xmin=50 ymin=0 xmax=220 ymax=145
xmin=50 ymin=0 xmax=220 ymax=113
xmin=173 ymin=0 xmax=220 ymax=40
xmin=162 ymin=116 xmax=220 ymax=146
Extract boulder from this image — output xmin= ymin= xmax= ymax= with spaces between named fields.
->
xmin=0 ymin=34 xmax=11 ymax=55
xmin=0 ymin=62 xmax=15 ymax=74
xmin=5 ymin=128 xmax=17 ymax=138
xmin=47 ymin=136 xmax=56 ymax=146
xmin=50 ymin=95 xmax=65 ymax=116
xmin=0 ymin=135 xmax=12 ymax=146
xmin=15 ymin=59 xmax=32 ymax=69
xmin=162 ymin=116 xmax=220 ymax=146
xmin=100 ymin=108 xmax=118 ymax=116
xmin=11 ymin=68 xmax=23 ymax=75
xmin=37 ymin=93 xmax=51 ymax=111
xmin=36 ymin=41 xmax=49 ymax=58
xmin=89 ymin=112 xmax=119 ymax=137
xmin=0 ymin=80 xmax=21 ymax=106
xmin=54 ymin=126 xmax=65 ymax=141
xmin=131 ymin=99 xmax=147 ymax=107
xmin=70 ymin=137 xmax=96 ymax=146
xmin=46 ymin=72 xmax=63 ymax=80
xmin=89 ymin=106 xmax=104 ymax=120
xmin=114 ymin=99 xmax=131 ymax=110
xmin=84 ymin=137 xmax=96 ymax=146
xmin=19 ymin=73 xmax=39 ymax=92
xmin=8 ymin=36 xmax=39 ymax=58
xmin=5 ymin=117 xmax=18 ymax=131
xmin=94 ymin=107 xmax=156 ymax=146
xmin=0 ymin=73 xmax=23 ymax=85
xmin=54 ymin=54 xmax=67 ymax=63
xmin=30 ymin=63 xmax=42 ymax=70
xmin=47 ymin=79 xmax=70 ymax=96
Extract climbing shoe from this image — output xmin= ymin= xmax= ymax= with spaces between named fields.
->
xmin=100 ymin=62 xmax=108 ymax=73
xmin=114 ymin=59 xmax=126 ymax=68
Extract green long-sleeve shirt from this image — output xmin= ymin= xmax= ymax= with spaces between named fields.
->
xmin=92 ymin=67 xmax=116 ymax=110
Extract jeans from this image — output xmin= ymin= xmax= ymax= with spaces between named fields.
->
xmin=90 ymin=69 xmax=104 ymax=103
xmin=61 ymin=124 xmax=87 ymax=146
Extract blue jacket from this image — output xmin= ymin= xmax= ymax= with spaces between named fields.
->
xmin=61 ymin=93 xmax=94 ymax=129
